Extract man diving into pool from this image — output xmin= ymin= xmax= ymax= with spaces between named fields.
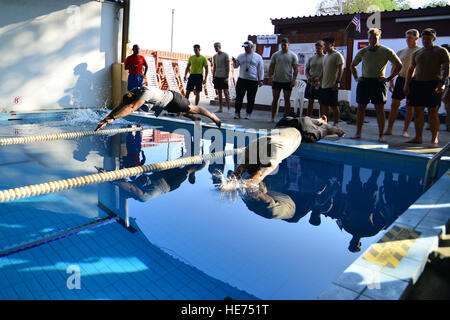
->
xmin=94 ymin=86 xmax=222 ymax=131
xmin=227 ymin=115 xmax=345 ymax=186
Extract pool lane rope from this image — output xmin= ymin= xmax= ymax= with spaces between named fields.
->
xmin=0 ymin=148 xmax=244 ymax=202
xmin=0 ymin=127 xmax=147 ymax=146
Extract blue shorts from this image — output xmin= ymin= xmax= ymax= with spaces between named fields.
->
xmin=128 ymin=74 xmax=144 ymax=91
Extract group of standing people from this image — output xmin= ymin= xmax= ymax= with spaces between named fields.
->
xmin=305 ymin=27 xmax=449 ymax=146
xmin=118 ymin=28 xmax=449 ymax=147
xmin=351 ymin=27 xmax=449 ymax=146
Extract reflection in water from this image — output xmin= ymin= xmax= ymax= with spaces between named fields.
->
xmin=111 ymin=163 xmax=206 ymax=202
xmin=255 ymin=157 xmax=423 ymax=253
xmin=121 ymin=126 xmax=146 ymax=169
xmin=100 ymin=128 xmax=423 ymax=254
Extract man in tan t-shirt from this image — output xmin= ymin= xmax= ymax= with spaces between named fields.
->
xmin=319 ymin=37 xmax=345 ymax=126
xmin=404 ymin=28 xmax=450 ymax=147
xmin=350 ymin=28 xmax=402 ymax=142
xmin=384 ymin=29 xmax=421 ymax=137
xmin=305 ymin=41 xmax=325 ymax=117
xmin=269 ymin=38 xmax=299 ymax=122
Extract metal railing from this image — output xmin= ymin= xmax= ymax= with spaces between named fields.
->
xmin=423 ymin=142 xmax=450 ymax=192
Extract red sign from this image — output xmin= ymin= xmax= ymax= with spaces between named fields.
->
xmin=358 ymin=41 xmax=369 ymax=49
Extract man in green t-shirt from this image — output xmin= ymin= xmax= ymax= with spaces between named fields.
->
xmin=184 ymin=44 xmax=209 ymax=105
xmin=350 ymin=28 xmax=402 ymax=142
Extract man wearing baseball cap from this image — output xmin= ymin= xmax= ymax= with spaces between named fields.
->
xmin=231 ymin=40 xmax=264 ymax=119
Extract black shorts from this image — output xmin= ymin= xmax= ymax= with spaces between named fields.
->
xmin=356 ymin=78 xmax=387 ymax=105
xmin=298 ymin=116 xmax=322 ymax=142
xmin=272 ymin=81 xmax=292 ymax=91
xmin=304 ymin=82 xmax=320 ymax=100
xmin=164 ymin=91 xmax=191 ymax=113
xmin=408 ymin=79 xmax=442 ymax=108
xmin=320 ymin=88 xmax=339 ymax=107
xmin=213 ymin=77 xmax=229 ymax=90
xmin=275 ymin=116 xmax=322 ymax=143
xmin=392 ymin=76 xmax=406 ymax=100
xmin=186 ymin=74 xmax=203 ymax=92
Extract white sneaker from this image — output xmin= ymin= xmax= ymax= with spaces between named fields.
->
xmin=245 ymin=113 xmax=251 ymax=119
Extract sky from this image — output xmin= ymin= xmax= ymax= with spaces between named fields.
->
xmin=129 ymin=0 xmax=449 ymax=57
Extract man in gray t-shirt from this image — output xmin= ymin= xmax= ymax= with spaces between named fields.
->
xmin=269 ymin=38 xmax=299 ymax=122
xmin=212 ymin=42 xmax=231 ymax=113
xmin=320 ymin=37 xmax=345 ymax=126
xmin=305 ymin=41 xmax=325 ymax=117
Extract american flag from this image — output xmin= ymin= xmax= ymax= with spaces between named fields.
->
xmin=351 ymin=13 xmax=361 ymax=33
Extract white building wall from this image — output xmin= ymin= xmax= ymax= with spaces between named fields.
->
xmin=0 ymin=0 xmax=122 ymax=112
xmin=351 ymin=37 xmax=450 ymax=114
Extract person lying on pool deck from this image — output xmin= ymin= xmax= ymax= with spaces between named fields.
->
xmin=95 ymin=86 xmax=222 ymax=131
xmin=276 ymin=115 xmax=345 ymax=143
xmin=227 ymin=116 xmax=345 ymax=186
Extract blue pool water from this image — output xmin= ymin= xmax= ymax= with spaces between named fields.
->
xmin=0 ymin=110 xmax=436 ymax=300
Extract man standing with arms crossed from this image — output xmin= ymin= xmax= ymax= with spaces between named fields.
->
xmin=232 ymin=40 xmax=264 ymax=120
xmin=212 ymin=42 xmax=231 ymax=113
xmin=320 ymin=37 xmax=345 ymax=126
xmin=124 ymin=44 xmax=148 ymax=91
xmin=305 ymin=41 xmax=325 ymax=117
xmin=184 ymin=44 xmax=209 ymax=106
xmin=384 ymin=29 xmax=421 ymax=137
xmin=350 ymin=28 xmax=402 ymax=142
xmin=404 ymin=28 xmax=450 ymax=147
xmin=268 ymin=38 xmax=299 ymax=122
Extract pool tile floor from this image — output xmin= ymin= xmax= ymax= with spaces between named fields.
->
xmin=0 ymin=221 xmax=258 ymax=300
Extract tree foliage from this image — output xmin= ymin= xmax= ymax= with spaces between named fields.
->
xmin=423 ymin=0 xmax=448 ymax=8
xmin=316 ymin=0 xmax=412 ymax=15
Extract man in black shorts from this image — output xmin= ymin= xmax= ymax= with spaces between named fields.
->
xmin=212 ymin=42 xmax=231 ymax=113
xmin=320 ymin=37 xmax=345 ymax=126
xmin=184 ymin=44 xmax=209 ymax=106
xmin=269 ymin=38 xmax=299 ymax=122
xmin=95 ymin=86 xmax=222 ymax=131
xmin=350 ymin=28 xmax=402 ymax=142
xmin=404 ymin=28 xmax=450 ymax=147
xmin=305 ymin=41 xmax=325 ymax=117
xmin=384 ymin=29 xmax=421 ymax=137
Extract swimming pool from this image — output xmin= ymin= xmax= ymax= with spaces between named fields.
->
xmin=0 ymin=109 xmax=448 ymax=300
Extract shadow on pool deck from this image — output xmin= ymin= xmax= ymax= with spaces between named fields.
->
xmin=175 ymin=99 xmax=450 ymax=155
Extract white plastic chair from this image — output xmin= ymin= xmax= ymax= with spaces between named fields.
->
xmin=143 ymin=56 xmax=160 ymax=88
xmin=277 ymin=80 xmax=306 ymax=116
xmin=162 ymin=60 xmax=181 ymax=93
